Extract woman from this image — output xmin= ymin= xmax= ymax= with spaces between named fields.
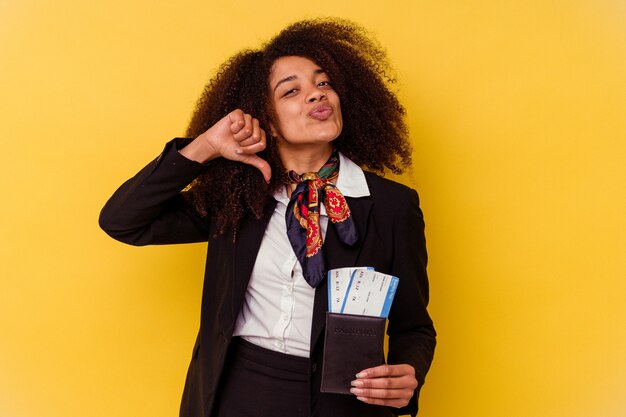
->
xmin=100 ymin=18 xmax=435 ymax=417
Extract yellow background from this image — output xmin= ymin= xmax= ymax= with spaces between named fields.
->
xmin=1 ymin=1 xmax=625 ymax=416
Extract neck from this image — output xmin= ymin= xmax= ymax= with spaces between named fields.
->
xmin=279 ymin=143 xmax=334 ymax=174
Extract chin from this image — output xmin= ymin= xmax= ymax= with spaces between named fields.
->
xmin=317 ymin=129 xmax=342 ymax=143
xmin=280 ymin=130 xmax=341 ymax=147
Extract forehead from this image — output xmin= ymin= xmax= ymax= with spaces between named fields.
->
xmin=269 ymin=56 xmax=324 ymax=84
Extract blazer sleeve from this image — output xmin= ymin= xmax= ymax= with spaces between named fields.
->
xmin=99 ymin=138 xmax=211 ymax=246
xmin=386 ymin=186 xmax=436 ymax=417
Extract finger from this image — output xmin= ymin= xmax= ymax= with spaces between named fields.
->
xmin=236 ymin=153 xmax=272 ymax=183
xmin=238 ymin=118 xmax=262 ymax=147
xmin=233 ymin=113 xmax=253 ymax=141
xmin=260 ymin=128 xmax=266 ymax=148
xmin=228 ymin=109 xmax=246 ymax=134
xmin=350 ymin=386 xmax=414 ymax=399
xmin=235 ymin=128 xmax=266 ymax=154
xmin=356 ymin=364 xmax=414 ymax=379
xmin=355 ymin=395 xmax=410 ymax=408
xmin=238 ymin=141 xmax=267 ymax=157
xmin=351 ymin=375 xmax=417 ymax=390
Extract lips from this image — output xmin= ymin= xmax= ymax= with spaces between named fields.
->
xmin=308 ymin=105 xmax=333 ymax=121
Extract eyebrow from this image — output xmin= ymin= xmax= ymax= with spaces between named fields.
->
xmin=272 ymin=68 xmax=326 ymax=93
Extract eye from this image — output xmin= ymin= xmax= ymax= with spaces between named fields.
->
xmin=318 ymin=80 xmax=332 ymax=88
xmin=282 ymin=88 xmax=298 ymax=97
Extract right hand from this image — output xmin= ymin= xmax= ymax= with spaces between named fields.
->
xmin=182 ymin=109 xmax=271 ymax=183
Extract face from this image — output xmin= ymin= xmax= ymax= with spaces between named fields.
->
xmin=268 ymin=56 xmax=343 ymax=151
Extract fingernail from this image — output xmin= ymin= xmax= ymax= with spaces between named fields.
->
xmin=350 ymin=388 xmax=363 ymax=395
xmin=355 ymin=372 xmax=366 ymax=378
xmin=356 ymin=397 xmax=367 ymax=402
xmin=351 ymin=380 xmax=363 ymax=387
xmin=235 ymin=149 xmax=242 ymax=154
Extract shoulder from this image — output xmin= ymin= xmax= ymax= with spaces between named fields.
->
xmin=363 ymin=171 xmax=420 ymax=204
xmin=361 ymin=172 xmax=423 ymax=228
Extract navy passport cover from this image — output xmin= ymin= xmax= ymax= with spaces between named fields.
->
xmin=320 ymin=312 xmax=386 ymax=394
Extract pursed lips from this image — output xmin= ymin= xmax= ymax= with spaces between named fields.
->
xmin=308 ymin=104 xmax=333 ymax=120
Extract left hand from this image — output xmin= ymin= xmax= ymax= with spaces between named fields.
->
xmin=350 ymin=364 xmax=418 ymax=408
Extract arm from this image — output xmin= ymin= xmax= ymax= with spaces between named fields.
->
xmin=99 ymin=109 xmax=270 ymax=245
xmin=351 ymin=187 xmax=436 ymax=416
xmin=99 ymin=137 xmax=212 ymax=245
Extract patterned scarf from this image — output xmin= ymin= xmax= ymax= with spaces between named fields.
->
xmin=285 ymin=151 xmax=358 ymax=288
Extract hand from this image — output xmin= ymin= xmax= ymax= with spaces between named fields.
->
xmin=350 ymin=364 xmax=418 ymax=408
xmin=180 ymin=109 xmax=271 ymax=182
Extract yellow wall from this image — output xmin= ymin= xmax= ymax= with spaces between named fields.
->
xmin=1 ymin=1 xmax=625 ymax=416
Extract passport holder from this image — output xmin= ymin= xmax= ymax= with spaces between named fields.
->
xmin=320 ymin=312 xmax=386 ymax=394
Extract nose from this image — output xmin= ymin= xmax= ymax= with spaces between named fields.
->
xmin=306 ymin=86 xmax=326 ymax=102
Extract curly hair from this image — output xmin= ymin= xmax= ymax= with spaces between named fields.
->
xmin=184 ymin=18 xmax=411 ymax=236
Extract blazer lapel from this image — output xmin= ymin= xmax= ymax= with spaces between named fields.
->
xmin=310 ymin=195 xmax=373 ymax=352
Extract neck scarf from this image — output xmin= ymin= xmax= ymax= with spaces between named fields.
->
xmin=285 ymin=151 xmax=358 ymax=288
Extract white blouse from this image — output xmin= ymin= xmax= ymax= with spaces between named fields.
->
xmin=232 ymin=153 xmax=370 ymax=357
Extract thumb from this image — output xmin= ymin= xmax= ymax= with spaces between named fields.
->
xmin=237 ymin=153 xmax=272 ymax=183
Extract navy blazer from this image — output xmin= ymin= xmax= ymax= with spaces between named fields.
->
xmin=100 ymin=139 xmax=436 ymax=417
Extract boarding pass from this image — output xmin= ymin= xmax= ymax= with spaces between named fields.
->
xmin=327 ymin=267 xmax=399 ymax=318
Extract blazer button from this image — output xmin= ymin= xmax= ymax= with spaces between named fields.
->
xmin=311 ymin=362 xmax=317 ymax=373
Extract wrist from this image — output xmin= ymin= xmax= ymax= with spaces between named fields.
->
xmin=179 ymin=134 xmax=219 ymax=163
